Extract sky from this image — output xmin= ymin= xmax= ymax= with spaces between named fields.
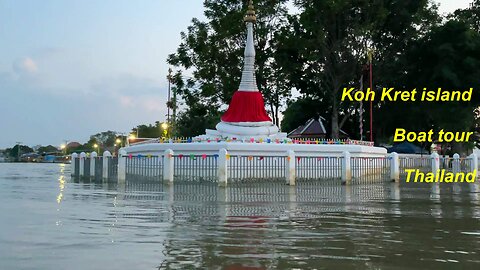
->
xmin=0 ymin=0 xmax=473 ymax=149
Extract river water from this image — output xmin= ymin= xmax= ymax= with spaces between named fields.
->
xmin=1 ymin=163 xmax=479 ymax=269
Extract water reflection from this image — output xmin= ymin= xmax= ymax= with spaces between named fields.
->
xmin=91 ymin=178 xmax=478 ymax=269
xmin=1 ymin=164 xmax=480 ymax=270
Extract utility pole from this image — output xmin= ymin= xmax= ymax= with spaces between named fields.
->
xmin=16 ymin=141 xmax=22 ymax=162
xmin=172 ymin=77 xmax=177 ymax=138
xmin=359 ymin=73 xmax=364 ymax=141
xmin=167 ymin=68 xmax=172 ymax=137
xmin=367 ymin=49 xmax=374 ymax=142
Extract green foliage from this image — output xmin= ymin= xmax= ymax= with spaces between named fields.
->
xmin=451 ymin=0 xmax=480 ymax=32
xmin=6 ymin=145 xmax=34 ymax=161
xmin=176 ymin=104 xmax=222 ymax=137
xmin=277 ymin=0 xmax=439 ymax=139
xmin=376 ymin=20 xmax=480 ymax=143
xmin=130 ymin=121 xmax=171 ymax=138
xmin=88 ymin=131 xmax=118 ymax=147
xmin=281 ymin=98 xmax=324 ymax=133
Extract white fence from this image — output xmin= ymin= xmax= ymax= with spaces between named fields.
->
xmin=71 ymin=151 xmax=479 ymax=186
xmin=70 ymin=151 xmax=118 ymax=181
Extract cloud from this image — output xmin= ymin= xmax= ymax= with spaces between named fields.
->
xmin=118 ymin=94 xmax=166 ymax=112
xmin=119 ymin=96 xmax=134 ymax=107
xmin=0 ymin=69 xmax=170 ymax=148
xmin=13 ymin=57 xmax=38 ymax=74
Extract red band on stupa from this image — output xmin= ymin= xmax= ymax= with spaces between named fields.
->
xmin=221 ymin=91 xmax=272 ymax=122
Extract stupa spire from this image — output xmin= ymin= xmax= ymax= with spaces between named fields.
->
xmin=238 ymin=0 xmax=258 ymax=92
xmin=244 ymin=0 xmax=257 ymax=23
xmin=219 ymin=0 xmax=274 ymax=126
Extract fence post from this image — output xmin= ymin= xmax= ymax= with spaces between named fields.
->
xmin=90 ymin=152 xmax=97 ymax=177
xmin=163 ymin=149 xmax=174 ymax=184
xmin=390 ymin=152 xmax=399 ymax=182
xmin=452 ymin=153 xmax=460 ymax=174
xmin=71 ymin=153 xmax=78 ymax=176
xmin=118 ymin=149 xmax=127 ymax=184
xmin=79 ymin=152 xmax=86 ymax=177
xmin=286 ymin=150 xmax=295 ymax=185
xmin=469 ymin=153 xmax=478 ymax=178
xmin=218 ymin=148 xmax=228 ymax=187
xmin=103 ymin=151 xmax=112 ymax=180
xmin=431 ymin=152 xmax=440 ymax=175
xmin=342 ymin=151 xmax=352 ymax=185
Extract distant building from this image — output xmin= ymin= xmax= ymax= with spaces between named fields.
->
xmin=287 ymin=116 xmax=349 ymax=140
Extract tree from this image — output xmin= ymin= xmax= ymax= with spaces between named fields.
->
xmin=6 ymin=145 xmax=34 ymax=161
xmin=176 ymin=103 xmax=222 ymax=137
xmin=376 ymin=19 xmax=480 ymax=150
xmin=89 ymin=131 xmax=118 ymax=147
xmin=451 ymin=0 xmax=480 ymax=32
xmin=276 ymin=0 xmax=439 ymax=139
xmin=131 ymin=121 xmax=171 ymax=138
xmin=281 ymin=97 xmax=325 ymax=133
xmin=167 ymin=0 xmax=291 ymax=131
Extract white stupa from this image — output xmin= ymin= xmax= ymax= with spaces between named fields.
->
xmin=201 ymin=0 xmax=287 ymax=140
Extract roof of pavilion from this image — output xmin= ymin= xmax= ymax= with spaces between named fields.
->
xmin=287 ymin=116 xmax=349 ymax=138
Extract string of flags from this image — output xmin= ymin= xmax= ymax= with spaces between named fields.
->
xmin=146 ymin=137 xmax=374 ymax=146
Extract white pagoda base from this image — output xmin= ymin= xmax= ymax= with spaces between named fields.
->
xmin=123 ymin=141 xmax=386 ymax=159
xmin=197 ymin=121 xmax=287 ymax=141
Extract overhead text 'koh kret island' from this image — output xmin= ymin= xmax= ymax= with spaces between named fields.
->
xmin=341 ymin=87 xmax=473 ymax=102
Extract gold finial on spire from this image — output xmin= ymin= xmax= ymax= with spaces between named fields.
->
xmin=244 ymin=0 xmax=256 ymax=23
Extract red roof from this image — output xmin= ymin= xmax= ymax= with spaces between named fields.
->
xmin=66 ymin=142 xmax=81 ymax=148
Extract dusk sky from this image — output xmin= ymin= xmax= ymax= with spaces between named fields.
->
xmin=0 ymin=0 xmax=473 ymax=149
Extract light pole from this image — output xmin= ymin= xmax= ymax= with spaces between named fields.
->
xmin=167 ymin=68 xmax=172 ymax=132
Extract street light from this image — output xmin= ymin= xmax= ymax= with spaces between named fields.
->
xmin=128 ymin=134 xmax=136 ymax=147
xmin=60 ymin=143 xmax=67 ymax=156
xmin=161 ymin=122 xmax=169 ymax=138
xmin=93 ymin=143 xmax=99 ymax=154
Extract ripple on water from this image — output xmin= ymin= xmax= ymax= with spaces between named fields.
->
xmin=1 ymin=163 xmax=480 ymax=270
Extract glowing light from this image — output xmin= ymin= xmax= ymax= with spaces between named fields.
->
xmin=60 ymin=144 xmax=66 ymax=150
xmin=161 ymin=122 xmax=168 ymax=130
xmin=129 ymin=134 xmax=136 ymax=140
xmin=93 ymin=144 xmax=98 ymax=148
xmin=115 ymin=138 xmax=122 ymax=144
